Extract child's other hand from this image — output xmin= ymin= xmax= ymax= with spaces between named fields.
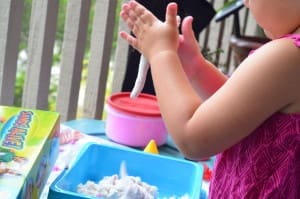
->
xmin=120 ymin=1 xmax=179 ymax=62
xmin=178 ymin=16 xmax=206 ymax=77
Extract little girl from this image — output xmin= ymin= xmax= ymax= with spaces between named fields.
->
xmin=120 ymin=0 xmax=300 ymax=197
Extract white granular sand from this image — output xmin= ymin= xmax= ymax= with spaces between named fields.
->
xmin=77 ymin=175 xmax=190 ymax=199
xmin=77 ymin=174 xmax=157 ymax=199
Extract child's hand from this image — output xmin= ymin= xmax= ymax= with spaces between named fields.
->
xmin=178 ymin=16 xmax=207 ymax=77
xmin=120 ymin=1 xmax=179 ymax=62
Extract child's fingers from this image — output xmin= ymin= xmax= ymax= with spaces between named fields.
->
xmin=126 ymin=1 xmax=156 ymax=38
xmin=121 ymin=1 xmax=143 ymax=38
xmin=165 ymin=2 xmax=178 ymax=27
xmin=120 ymin=15 xmax=134 ymax=31
xmin=181 ymin=16 xmax=196 ymax=42
xmin=119 ymin=31 xmax=138 ymax=49
xmin=120 ymin=4 xmax=136 ymax=31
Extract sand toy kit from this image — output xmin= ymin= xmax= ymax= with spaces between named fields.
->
xmin=0 ymin=106 xmax=60 ymax=199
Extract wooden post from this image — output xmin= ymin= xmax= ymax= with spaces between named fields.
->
xmin=0 ymin=0 xmax=24 ymax=105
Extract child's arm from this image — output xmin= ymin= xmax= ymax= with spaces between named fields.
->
xmin=120 ymin=1 xmax=300 ymax=160
xmin=129 ymin=15 xmax=228 ymax=99
xmin=177 ymin=16 xmax=227 ymax=99
xmin=130 ymin=16 xmax=181 ymax=98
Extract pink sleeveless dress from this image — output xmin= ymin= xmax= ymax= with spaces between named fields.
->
xmin=209 ymin=34 xmax=300 ymax=198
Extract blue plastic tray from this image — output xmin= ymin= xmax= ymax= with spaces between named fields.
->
xmin=48 ymin=143 xmax=203 ymax=199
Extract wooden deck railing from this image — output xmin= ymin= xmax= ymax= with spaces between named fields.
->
xmin=0 ymin=0 xmax=258 ymax=122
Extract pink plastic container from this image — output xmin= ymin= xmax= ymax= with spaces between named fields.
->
xmin=105 ymin=92 xmax=168 ymax=147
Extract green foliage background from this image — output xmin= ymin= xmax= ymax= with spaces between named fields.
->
xmin=15 ymin=0 xmax=121 ymax=111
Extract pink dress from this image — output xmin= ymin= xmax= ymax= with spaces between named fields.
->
xmin=209 ymin=34 xmax=300 ymax=198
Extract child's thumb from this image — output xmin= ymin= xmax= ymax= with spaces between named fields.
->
xmin=182 ymin=16 xmax=196 ymax=41
xmin=165 ymin=2 xmax=178 ymax=27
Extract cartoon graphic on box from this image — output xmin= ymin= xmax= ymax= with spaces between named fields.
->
xmin=0 ymin=146 xmax=27 ymax=177
xmin=0 ymin=106 xmax=60 ymax=199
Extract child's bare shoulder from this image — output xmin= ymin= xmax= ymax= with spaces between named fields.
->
xmin=248 ymin=37 xmax=300 ymax=72
xmin=262 ymin=37 xmax=299 ymax=60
